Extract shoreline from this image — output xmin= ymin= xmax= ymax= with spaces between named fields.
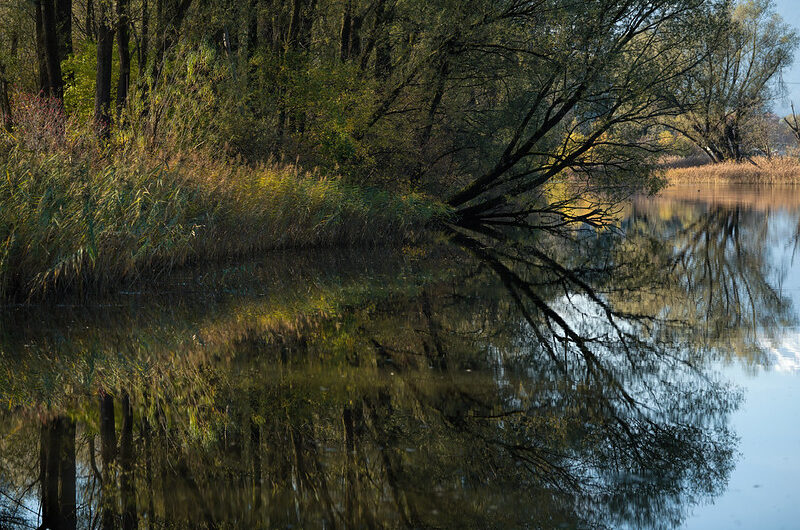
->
xmin=0 ymin=151 xmax=449 ymax=302
xmin=662 ymin=156 xmax=800 ymax=185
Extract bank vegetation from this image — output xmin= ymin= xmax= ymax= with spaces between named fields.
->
xmin=663 ymin=156 xmax=800 ymax=184
xmin=0 ymin=0 xmax=798 ymax=298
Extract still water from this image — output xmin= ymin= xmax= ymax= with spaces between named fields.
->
xmin=0 ymin=184 xmax=798 ymax=529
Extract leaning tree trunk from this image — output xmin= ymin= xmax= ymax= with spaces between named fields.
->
xmin=340 ymin=1 xmax=352 ymax=61
xmin=783 ymin=103 xmax=800 ymax=146
xmin=411 ymin=57 xmax=448 ymax=186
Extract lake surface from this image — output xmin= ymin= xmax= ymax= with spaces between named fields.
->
xmin=0 ymin=183 xmax=799 ymax=529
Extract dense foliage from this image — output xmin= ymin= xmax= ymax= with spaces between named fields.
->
xmin=0 ymin=0 xmax=796 ymax=297
xmin=4 ymin=1 xmax=784 ymax=193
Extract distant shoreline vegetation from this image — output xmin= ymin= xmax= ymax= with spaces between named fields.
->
xmin=661 ymin=156 xmax=800 ymax=184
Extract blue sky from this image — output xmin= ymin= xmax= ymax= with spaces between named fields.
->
xmin=774 ymin=0 xmax=800 ymax=115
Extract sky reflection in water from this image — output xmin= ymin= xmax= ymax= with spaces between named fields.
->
xmin=664 ymin=184 xmax=800 ymax=529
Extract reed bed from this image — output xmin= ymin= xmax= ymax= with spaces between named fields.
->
xmin=0 ymin=148 xmax=448 ymax=300
xmin=663 ymin=156 xmax=800 ymax=184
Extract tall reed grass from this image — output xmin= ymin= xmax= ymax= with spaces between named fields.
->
xmin=0 ymin=142 xmax=448 ymax=300
xmin=663 ymin=156 xmax=800 ymax=184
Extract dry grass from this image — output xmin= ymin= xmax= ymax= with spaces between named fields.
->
xmin=0 ymin=93 xmax=452 ymax=301
xmin=0 ymin=145 xmax=449 ymax=300
xmin=663 ymin=156 xmax=800 ymax=184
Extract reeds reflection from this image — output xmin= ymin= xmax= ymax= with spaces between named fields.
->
xmin=2 ymin=201 xmax=786 ymax=528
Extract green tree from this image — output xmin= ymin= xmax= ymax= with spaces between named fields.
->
xmin=669 ymin=0 xmax=798 ymax=162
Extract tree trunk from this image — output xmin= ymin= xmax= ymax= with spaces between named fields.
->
xmin=145 ymin=0 xmax=164 ymax=99
xmin=41 ymin=0 xmax=65 ymax=99
xmin=0 ymin=62 xmax=12 ymax=132
xmin=358 ymin=8 xmax=376 ymax=71
xmin=151 ymin=0 xmax=193 ymax=86
xmin=419 ymin=58 xmax=447 ymax=149
xmin=166 ymin=0 xmax=193 ymax=53
xmin=139 ymin=0 xmax=149 ymax=78
xmin=120 ymin=391 xmax=138 ymax=530
xmin=374 ymin=0 xmax=391 ymax=80
xmin=412 ymin=58 xmax=448 ymax=185
xmin=117 ymin=0 xmax=131 ymax=115
xmin=40 ymin=420 xmax=61 ymax=530
xmin=35 ymin=0 xmax=50 ymax=94
xmin=59 ymin=418 xmax=77 ymax=530
xmin=147 ymin=0 xmax=164 ymax=91
xmin=287 ymin=0 xmax=304 ymax=51
xmin=298 ymin=0 xmax=316 ymax=51
xmin=100 ymin=393 xmax=117 ymax=530
xmin=86 ymin=0 xmax=95 ymax=41
xmin=269 ymin=2 xmax=280 ymax=54
xmin=246 ymin=0 xmax=259 ymax=59
xmin=55 ymin=0 xmax=73 ymax=62
xmin=94 ymin=0 xmax=114 ymax=136
xmin=340 ymin=1 xmax=351 ymax=61
xmin=350 ymin=12 xmax=362 ymax=58
xmin=724 ymin=119 xmax=742 ymax=162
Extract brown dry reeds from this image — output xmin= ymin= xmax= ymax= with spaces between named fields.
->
xmin=663 ymin=156 xmax=800 ymax=184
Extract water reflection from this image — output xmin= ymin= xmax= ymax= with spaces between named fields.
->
xmin=2 ymin=188 xmax=797 ymax=528
xmin=629 ymin=186 xmax=799 ymax=369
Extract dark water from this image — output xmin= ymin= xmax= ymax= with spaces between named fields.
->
xmin=0 ymin=184 xmax=798 ymax=529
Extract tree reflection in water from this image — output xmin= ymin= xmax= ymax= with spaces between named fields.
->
xmin=2 ymin=196 xmax=791 ymax=529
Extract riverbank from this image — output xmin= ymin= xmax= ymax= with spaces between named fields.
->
xmin=0 ymin=147 xmax=448 ymax=300
xmin=663 ymin=156 xmax=800 ymax=184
